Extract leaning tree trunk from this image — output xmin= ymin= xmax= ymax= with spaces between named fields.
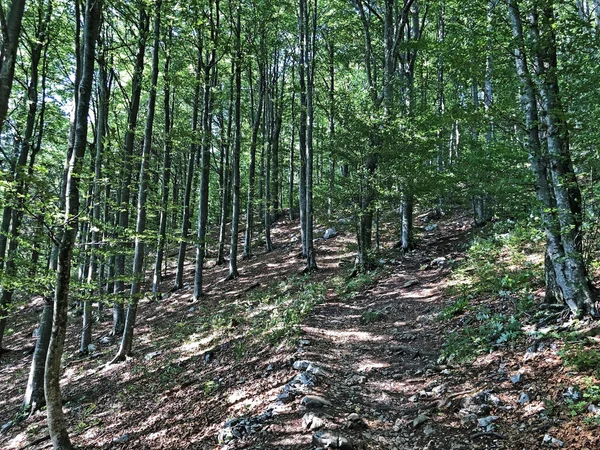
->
xmin=45 ymin=0 xmax=101 ymax=448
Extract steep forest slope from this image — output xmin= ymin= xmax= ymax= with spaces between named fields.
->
xmin=2 ymin=212 xmax=600 ymax=450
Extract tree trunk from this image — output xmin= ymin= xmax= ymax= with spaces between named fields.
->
xmin=153 ymin=27 xmax=173 ymax=294
xmin=508 ymin=0 xmax=597 ymax=318
xmin=0 ymin=0 xmax=26 ymax=132
xmin=174 ymin=48 xmax=202 ymax=290
xmin=112 ymin=0 xmax=161 ymax=362
xmin=45 ymin=0 xmax=101 ymax=447
xmin=242 ymin=66 xmax=264 ymax=260
xmin=113 ymin=10 xmax=149 ymax=336
xmin=227 ymin=6 xmax=242 ymax=281
xmin=194 ymin=18 xmax=218 ymax=299
xmin=23 ymin=296 xmax=53 ymax=412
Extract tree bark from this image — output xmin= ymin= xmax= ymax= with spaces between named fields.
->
xmin=112 ymin=10 xmax=149 ymax=335
xmin=45 ymin=0 xmax=101 ymax=447
xmin=0 ymin=0 xmax=26 ymax=131
xmin=153 ymin=27 xmax=173 ymax=294
xmin=112 ymin=0 xmax=161 ymax=362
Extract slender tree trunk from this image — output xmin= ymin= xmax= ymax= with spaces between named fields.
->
xmin=112 ymin=1 xmax=161 ymax=362
xmin=298 ymin=1 xmax=308 ymax=258
xmin=217 ymin=68 xmax=234 ymax=265
xmin=304 ymin=0 xmax=317 ymax=271
xmin=0 ymin=0 xmax=27 ymax=131
xmin=45 ymin=0 xmax=101 ymax=447
xmin=194 ymin=20 xmax=218 ymax=299
xmin=242 ymin=67 xmax=264 ymax=259
xmin=153 ymin=27 xmax=173 ymax=294
xmin=113 ymin=11 xmax=149 ymax=335
xmin=81 ymin=38 xmax=109 ymax=353
xmin=174 ymin=48 xmax=202 ymax=290
xmin=227 ymin=6 xmax=242 ymax=280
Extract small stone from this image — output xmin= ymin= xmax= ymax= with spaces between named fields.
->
xmin=519 ymin=392 xmax=530 ymax=404
xmin=299 ymin=339 xmax=311 ymax=346
xmin=477 ymin=416 xmax=498 ymax=428
xmin=113 ymin=433 xmax=131 ymax=444
xmin=99 ymin=336 xmax=111 ymax=345
xmin=323 ymin=228 xmax=337 ymax=239
xmin=303 ymin=412 xmax=325 ymax=430
xmin=266 ymin=364 xmax=273 ymax=371
xmin=293 ymin=360 xmax=311 ymax=370
xmin=423 ymin=424 xmax=434 ymax=436
xmin=312 ymin=430 xmax=353 ymax=449
xmin=295 ymin=371 xmax=318 ymax=387
xmin=144 ymin=350 xmax=162 ymax=360
xmin=588 ymin=404 xmax=600 ymax=415
xmin=563 ymin=386 xmax=580 ymax=401
xmin=204 ymin=352 xmax=212 ymax=363
xmin=301 ymin=395 xmax=332 ymax=408
xmin=345 ymin=413 xmax=367 ymax=430
xmin=307 ymin=363 xmax=332 ymax=378
xmin=87 ymin=343 xmax=97 ymax=352
xmin=424 ymin=224 xmax=438 ymax=232
xmin=542 ymin=434 xmax=564 ymax=447
xmin=402 ymin=279 xmax=419 ymax=288
xmin=413 ymin=414 xmax=430 ymax=428
xmin=510 ymin=373 xmax=522 ymax=384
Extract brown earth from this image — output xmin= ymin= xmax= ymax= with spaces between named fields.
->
xmin=1 ymin=212 xmax=599 ymax=450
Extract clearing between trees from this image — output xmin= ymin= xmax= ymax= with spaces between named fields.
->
xmin=2 ymin=212 xmax=599 ymax=450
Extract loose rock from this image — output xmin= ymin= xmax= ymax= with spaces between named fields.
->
xmin=312 ymin=430 xmax=353 ymax=449
xmin=301 ymin=395 xmax=332 ymax=408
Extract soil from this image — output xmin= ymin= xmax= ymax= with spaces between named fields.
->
xmin=1 ymin=212 xmax=599 ymax=449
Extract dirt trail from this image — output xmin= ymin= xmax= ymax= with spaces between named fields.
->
xmin=3 ymin=213 xmax=593 ymax=449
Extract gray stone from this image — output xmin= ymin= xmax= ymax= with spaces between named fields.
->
xmin=312 ymin=430 xmax=353 ymax=449
xmin=301 ymin=395 xmax=332 ymax=408
xmin=588 ymin=404 xmax=600 ymax=415
xmin=323 ymin=228 xmax=337 ymax=239
xmin=113 ymin=434 xmax=131 ymax=444
xmin=413 ymin=414 xmax=430 ymax=428
xmin=99 ymin=336 xmax=111 ymax=345
xmin=294 ymin=371 xmax=318 ymax=387
xmin=542 ymin=434 xmax=564 ymax=447
xmin=307 ymin=363 xmax=332 ymax=378
xmin=519 ymin=392 xmax=530 ymax=404
xmin=563 ymin=386 xmax=580 ymax=401
xmin=424 ymin=224 xmax=438 ymax=232
xmin=293 ymin=360 xmax=311 ymax=370
xmin=344 ymin=413 xmax=367 ymax=430
xmin=423 ymin=424 xmax=435 ymax=436
xmin=510 ymin=373 xmax=522 ymax=384
xmin=144 ymin=351 xmax=162 ymax=360
xmin=477 ymin=416 xmax=498 ymax=429
xmin=303 ymin=412 xmax=325 ymax=430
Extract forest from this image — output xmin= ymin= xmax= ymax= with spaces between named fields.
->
xmin=1 ymin=0 xmax=600 ymax=448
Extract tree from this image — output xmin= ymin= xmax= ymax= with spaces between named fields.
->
xmin=44 ymin=0 xmax=102 ymax=447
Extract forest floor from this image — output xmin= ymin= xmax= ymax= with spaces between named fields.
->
xmin=1 ymin=211 xmax=600 ymax=449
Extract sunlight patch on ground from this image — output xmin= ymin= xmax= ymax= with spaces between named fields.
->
xmin=355 ymin=359 xmax=390 ymax=372
xmin=303 ymin=326 xmax=389 ymax=343
xmin=6 ymin=432 xmax=27 ymax=449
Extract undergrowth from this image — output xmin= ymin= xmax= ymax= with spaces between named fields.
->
xmin=440 ymin=220 xmax=544 ymax=362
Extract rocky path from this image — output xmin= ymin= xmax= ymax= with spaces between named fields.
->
xmin=221 ymin=217 xmax=502 ymax=450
